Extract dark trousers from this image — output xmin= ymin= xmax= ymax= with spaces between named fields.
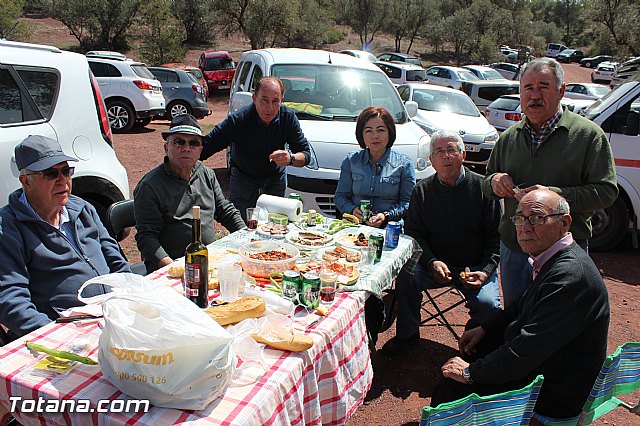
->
xmin=229 ymin=167 xmax=287 ymax=222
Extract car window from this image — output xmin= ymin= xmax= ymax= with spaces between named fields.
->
xmin=205 ymin=57 xmax=234 ymax=71
xmin=235 ymin=61 xmax=252 ymax=91
xmin=378 ymin=64 xmax=401 ymax=79
xmin=406 ymin=69 xmax=426 ymax=81
xmin=271 ymin=64 xmax=407 ymax=122
xmin=0 ymin=69 xmax=24 ymax=124
xmin=397 ymin=85 xmax=410 ymax=101
xmin=406 ymin=58 xmax=421 ymax=66
xmin=488 ymin=96 xmax=521 ymax=111
xmin=185 ymin=72 xmax=199 ymax=85
xmin=189 ymin=68 xmax=203 ymax=79
xmin=165 ymin=71 xmax=179 ymax=83
xmin=131 ymin=65 xmax=155 ymax=79
xmin=426 ymin=68 xmax=439 ymax=77
xmin=457 ymin=70 xmax=479 ymax=81
xmin=378 ymin=54 xmax=391 ymax=61
xmin=16 ymin=68 xmax=58 ymax=120
xmin=151 ymin=69 xmax=169 ymax=82
xmin=592 ymin=86 xmax=610 ymax=96
xmin=478 ymin=85 xmax=520 ymax=102
xmin=602 ymin=92 xmax=640 ymax=134
xmin=438 ymin=69 xmax=451 ymax=79
xmin=417 ymin=89 xmax=479 ymax=117
xmin=105 ymin=63 xmax=122 ymax=77
xmin=249 ymin=66 xmax=263 ymax=92
xmin=481 ymin=69 xmax=503 ymax=80
xmin=88 ymin=61 xmax=110 ymax=77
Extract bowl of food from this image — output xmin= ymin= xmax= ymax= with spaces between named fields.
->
xmin=239 ymin=240 xmax=299 ymax=279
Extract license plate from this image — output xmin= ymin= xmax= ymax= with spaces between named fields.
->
xmin=464 ymin=144 xmax=480 ymax=152
xmin=219 ymin=85 xmax=230 ymax=90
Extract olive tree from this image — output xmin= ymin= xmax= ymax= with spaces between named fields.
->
xmin=135 ymin=0 xmax=187 ymax=65
xmin=171 ymin=0 xmax=217 ymax=46
xmin=0 ymin=0 xmax=31 ymax=40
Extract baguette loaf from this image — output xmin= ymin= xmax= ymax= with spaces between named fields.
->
xmin=252 ymin=326 xmax=314 ymax=352
xmin=204 ymin=296 xmax=266 ymax=326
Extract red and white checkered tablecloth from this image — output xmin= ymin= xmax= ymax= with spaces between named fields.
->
xmin=0 ymin=266 xmax=372 ymax=425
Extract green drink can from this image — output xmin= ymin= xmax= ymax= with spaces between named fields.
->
xmin=281 ymin=270 xmax=301 ymax=304
xmin=359 ymin=199 xmax=372 ymax=222
xmin=369 ymin=233 xmax=384 ymax=262
xmin=288 ymin=193 xmax=301 ymax=201
xmin=300 ymin=272 xmax=321 ymax=309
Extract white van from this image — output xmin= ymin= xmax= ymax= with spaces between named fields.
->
xmin=228 ymin=48 xmax=433 ymax=216
xmin=0 ymin=40 xmax=130 ymax=217
xmin=583 ymin=74 xmax=640 ymax=250
xmin=545 ymin=43 xmax=568 ymax=58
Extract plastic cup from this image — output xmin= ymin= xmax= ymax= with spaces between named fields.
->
xmin=363 ymin=245 xmax=377 ymax=266
xmin=246 ymin=208 xmax=258 ymax=230
xmin=218 ymin=263 xmax=243 ymax=303
xmin=319 ymin=270 xmax=338 ymax=305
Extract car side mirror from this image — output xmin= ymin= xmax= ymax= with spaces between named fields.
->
xmin=405 ymin=101 xmax=418 ymax=118
xmin=230 ymin=92 xmax=252 ymax=113
xmin=624 ymin=110 xmax=640 ymax=136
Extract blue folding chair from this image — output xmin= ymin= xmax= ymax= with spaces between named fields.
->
xmin=420 ymin=375 xmax=544 ymax=425
xmin=538 ymin=341 xmax=640 ymax=425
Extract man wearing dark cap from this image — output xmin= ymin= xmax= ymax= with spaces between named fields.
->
xmin=134 ymin=114 xmax=245 ymax=272
xmin=0 ymin=135 xmax=131 ymax=339
xmin=201 ymin=76 xmax=311 ymax=221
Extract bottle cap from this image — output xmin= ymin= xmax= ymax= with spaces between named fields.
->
xmin=192 ymin=205 xmax=200 ymax=220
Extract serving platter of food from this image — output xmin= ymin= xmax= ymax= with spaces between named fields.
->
xmin=256 ymin=222 xmax=290 ymax=238
xmin=334 ymin=231 xmax=370 ymax=248
xmin=286 ymin=229 xmax=334 ymax=248
xmin=297 ymin=260 xmax=360 ymax=285
xmin=317 ymin=245 xmax=363 ymax=264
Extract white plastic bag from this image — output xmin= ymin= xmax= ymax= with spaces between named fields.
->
xmin=78 ymin=273 xmax=234 ymax=410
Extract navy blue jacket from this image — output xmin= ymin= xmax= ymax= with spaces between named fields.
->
xmin=201 ymin=103 xmax=311 ymax=179
xmin=0 ymin=190 xmax=130 ymax=338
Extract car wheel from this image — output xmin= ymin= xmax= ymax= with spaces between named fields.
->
xmin=107 ymin=100 xmax=135 ymax=133
xmin=585 ymin=61 xmax=592 ymax=68
xmin=590 ymin=197 xmax=630 ymax=252
xmin=168 ymin=101 xmax=191 ymax=118
xmin=134 ymin=118 xmax=152 ymax=128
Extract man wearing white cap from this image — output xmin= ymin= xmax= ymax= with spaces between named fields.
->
xmin=0 ymin=135 xmax=131 ymax=339
xmin=134 ymin=114 xmax=245 ymax=272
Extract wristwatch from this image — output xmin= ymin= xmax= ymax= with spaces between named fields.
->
xmin=462 ymin=367 xmax=474 ymax=385
xmin=288 ymin=153 xmax=295 ymax=166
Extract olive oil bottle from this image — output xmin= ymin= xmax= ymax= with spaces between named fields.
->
xmin=184 ymin=206 xmax=208 ymax=308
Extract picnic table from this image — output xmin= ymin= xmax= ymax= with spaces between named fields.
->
xmin=0 ymin=226 xmax=420 ymax=425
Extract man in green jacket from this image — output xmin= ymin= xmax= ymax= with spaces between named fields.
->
xmin=481 ymin=57 xmax=617 ymax=306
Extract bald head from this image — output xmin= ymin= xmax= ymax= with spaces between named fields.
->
xmin=515 ymin=189 xmax=572 ymax=256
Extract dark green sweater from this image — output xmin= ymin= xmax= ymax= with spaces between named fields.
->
xmin=404 ymin=168 xmax=500 ymax=278
xmin=482 ymin=109 xmax=618 ymax=252
xmin=471 ymin=243 xmax=610 ymax=417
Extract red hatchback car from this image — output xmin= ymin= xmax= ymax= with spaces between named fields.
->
xmin=199 ymin=51 xmax=235 ymax=92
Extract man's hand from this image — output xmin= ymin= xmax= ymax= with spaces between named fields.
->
xmin=158 ymin=257 xmax=173 ymax=269
xmin=515 ymin=184 xmax=550 ymax=202
xmin=460 ymin=271 xmax=488 ymax=289
xmin=441 ymin=356 xmax=470 ymax=384
xmin=351 ymin=207 xmax=363 ymax=222
xmin=458 ymin=326 xmax=486 ymax=356
xmin=430 ymin=261 xmax=452 ymax=284
xmin=269 ymin=149 xmax=291 ymax=167
xmin=367 ymin=212 xmax=386 ymax=228
xmin=491 ymin=173 xmax=516 ymax=198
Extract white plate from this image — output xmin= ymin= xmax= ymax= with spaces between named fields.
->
xmin=316 ymin=246 xmax=365 ymax=265
xmin=256 ymin=224 xmax=290 ymax=239
xmin=334 ymin=229 xmax=372 ymax=248
xmin=285 ymin=229 xmax=334 ymax=248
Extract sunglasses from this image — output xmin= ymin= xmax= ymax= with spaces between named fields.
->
xmin=25 ymin=166 xmax=75 ymax=180
xmin=170 ymin=137 xmax=202 ymax=148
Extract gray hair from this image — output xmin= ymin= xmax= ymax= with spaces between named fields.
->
xmin=427 ymin=130 xmax=465 ymax=157
xmin=553 ymin=196 xmax=570 ymax=215
xmin=520 ymin=57 xmax=564 ymax=90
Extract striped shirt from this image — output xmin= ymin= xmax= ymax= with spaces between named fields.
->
xmin=524 ymin=107 xmax=563 ymax=149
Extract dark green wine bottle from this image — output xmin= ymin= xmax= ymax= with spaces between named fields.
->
xmin=184 ymin=206 xmax=208 ymax=308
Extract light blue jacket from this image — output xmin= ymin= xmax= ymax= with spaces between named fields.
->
xmin=0 ymin=190 xmax=130 ymax=338
xmin=334 ymin=148 xmax=415 ymax=221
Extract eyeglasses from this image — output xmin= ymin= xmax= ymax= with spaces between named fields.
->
xmin=25 ymin=166 xmax=75 ymax=180
xmin=170 ymin=137 xmax=202 ymax=148
xmin=432 ymin=148 xmax=460 ymax=158
xmin=510 ymin=213 xmax=565 ymax=226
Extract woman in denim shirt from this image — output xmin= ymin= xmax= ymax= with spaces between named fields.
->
xmin=335 ymin=107 xmax=416 ymax=228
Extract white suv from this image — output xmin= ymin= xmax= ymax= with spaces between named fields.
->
xmin=86 ymin=51 xmax=164 ymax=133
xmin=0 ymin=40 xmax=130 ymax=217
xmin=228 ymin=48 xmax=434 ymax=216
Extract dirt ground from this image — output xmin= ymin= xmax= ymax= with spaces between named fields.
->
xmin=110 ymin=62 xmax=639 ymax=425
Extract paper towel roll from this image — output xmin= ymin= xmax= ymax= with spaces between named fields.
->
xmin=256 ymin=195 xmax=303 ymax=222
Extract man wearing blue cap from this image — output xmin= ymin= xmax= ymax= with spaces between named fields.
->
xmin=0 ymin=135 xmax=131 ymax=339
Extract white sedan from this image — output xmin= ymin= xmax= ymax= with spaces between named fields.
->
xmin=396 ymin=83 xmax=498 ymax=169
xmin=564 ymin=83 xmax=610 ymax=100
xmin=591 ymin=63 xmax=617 ymax=84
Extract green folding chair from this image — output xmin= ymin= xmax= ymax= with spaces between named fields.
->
xmin=539 ymin=341 xmax=640 ymax=426
xmin=420 ymin=375 xmax=544 ymax=425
